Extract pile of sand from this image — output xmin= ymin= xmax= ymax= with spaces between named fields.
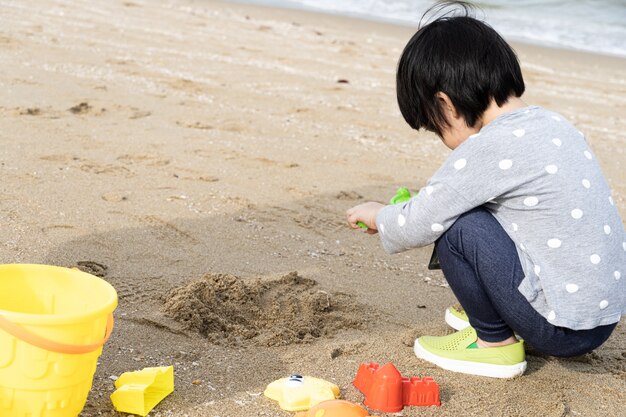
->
xmin=162 ymin=271 xmax=367 ymax=347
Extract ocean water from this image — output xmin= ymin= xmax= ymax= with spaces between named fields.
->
xmin=229 ymin=0 xmax=626 ymax=58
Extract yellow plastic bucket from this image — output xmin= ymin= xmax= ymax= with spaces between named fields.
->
xmin=0 ymin=264 xmax=117 ymax=417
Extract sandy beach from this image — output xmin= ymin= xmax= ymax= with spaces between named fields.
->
xmin=1 ymin=0 xmax=625 ymax=416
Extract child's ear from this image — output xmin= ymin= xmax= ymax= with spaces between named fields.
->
xmin=436 ymin=92 xmax=460 ymax=120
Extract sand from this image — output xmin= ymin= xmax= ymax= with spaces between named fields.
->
xmin=162 ymin=271 xmax=368 ymax=347
xmin=0 ymin=0 xmax=625 ymax=416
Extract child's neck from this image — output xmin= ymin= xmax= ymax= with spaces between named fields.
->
xmin=479 ymin=97 xmax=528 ymax=128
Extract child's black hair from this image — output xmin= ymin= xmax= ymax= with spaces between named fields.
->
xmin=397 ymin=1 xmax=525 ymax=136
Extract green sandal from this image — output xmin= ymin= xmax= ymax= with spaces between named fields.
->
xmin=414 ymin=327 xmax=527 ymax=378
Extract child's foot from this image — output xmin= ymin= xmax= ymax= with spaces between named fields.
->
xmin=414 ymin=327 xmax=527 ymax=378
xmin=445 ymin=304 xmax=470 ymax=330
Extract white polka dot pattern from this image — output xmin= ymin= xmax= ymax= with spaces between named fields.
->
xmin=534 ymin=265 xmax=541 ymax=275
xmin=425 ymin=186 xmax=434 ymax=195
xmin=604 ymin=225 xmax=611 ymax=235
xmin=599 ymin=300 xmax=609 ymax=310
xmin=548 ymin=311 xmax=556 ymax=321
xmin=551 ymin=138 xmax=562 ymax=147
xmin=584 ymin=150 xmax=592 ymax=160
xmin=454 ymin=159 xmax=467 ymax=170
xmin=609 ymin=196 xmax=614 ymax=206
xmin=547 ymin=239 xmax=562 ymax=248
xmin=582 ymin=179 xmax=591 ymax=189
xmin=499 ymin=159 xmax=513 ymax=170
xmin=614 ymin=271 xmax=621 ymax=280
xmin=545 ymin=165 xmax=558 ymax=174
xmin=512 ymin=129 xmax=525 ymax=137
xmin=379 ymin=223 xmax=385 ymax=234
xmin=398 ymin=214 xmax=406 ymax=227
xmin=523 ymin=196 xmax=539 ymax=207
xmin=512 ymin=223 xmax=518 ymax=232
xmin=551 ymin=116 xmax=561 ymax=121
xmin=590 ymin=254 xmax=601 ymax=264
xmin=565 ymin=284 xmax=579 ymax=293
xmin=431 ymin=223 xmax=443 ymax=232
xmin=571 ymin=209 xmax=583 ymax=219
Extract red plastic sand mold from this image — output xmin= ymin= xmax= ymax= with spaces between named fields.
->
xmin=353 ymin=362 xmax=440 ymax=412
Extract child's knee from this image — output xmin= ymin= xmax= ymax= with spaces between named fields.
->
xmin=452 ymin=207 xmax=493 ymax=229
xmin=441 ymin=207 xmax=498 ymax=246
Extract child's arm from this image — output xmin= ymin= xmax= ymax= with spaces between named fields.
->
xmin=374 ymin=180 xmax=473 ymax=254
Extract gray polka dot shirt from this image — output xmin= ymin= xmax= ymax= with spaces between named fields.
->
xmin=376 ymin=106 xmax=624 ymax=330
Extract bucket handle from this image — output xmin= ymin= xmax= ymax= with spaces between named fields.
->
xmin=0 ymin=313 xmax=114 ymax=355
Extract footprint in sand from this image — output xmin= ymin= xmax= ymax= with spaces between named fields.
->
xmin=117 ymin=153 xmax=170 ymax=167
xmin=67 ymin=102 xmax=106 ymax=116
xmin=101 ymin=192 xmax=129 ymax=202
xmin=18 ymin=107 xmax=42 ymax=116
xmin=129 ymin=110 xmax=152 ymax=119
xmin=80 ymin=163 xmax=134 ymax=177
xmin=335 ymin=190 xmax=363 ymax=200
xmin=68 ymin=102 xmax=91 ymax=114
xmin=176 ymin=120 xmax=214 ymax=130
xmin=74 ymin=261 xmax=108 ymax=278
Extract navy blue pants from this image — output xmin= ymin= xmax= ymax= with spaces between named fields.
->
xmin=435 ymin=207 xmax=616 ymax=357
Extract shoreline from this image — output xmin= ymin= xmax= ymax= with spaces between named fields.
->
xmin=223 ymin=0 xmax=626 ymax=60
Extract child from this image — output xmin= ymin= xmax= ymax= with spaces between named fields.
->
xmin=346 ymin=2 xmax=624 ymax=378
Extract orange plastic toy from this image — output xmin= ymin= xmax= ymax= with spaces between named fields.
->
xmin=353 ymin=362 xmax=440 ymax=412
xmin=294 ymin=399 xmax=377 ymax=417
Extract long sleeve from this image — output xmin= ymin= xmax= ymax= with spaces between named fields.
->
xmin=376 ymin=180 xmax=477 ymax=254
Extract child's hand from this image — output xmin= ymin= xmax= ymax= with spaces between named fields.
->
xmin=346 ymin=202 xmax=385 ymax=234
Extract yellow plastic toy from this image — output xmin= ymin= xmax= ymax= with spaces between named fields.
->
xmin=110 ymin=366 xmax=174 ymax=416
xmin=264 ymin=374 xmax=340 ymax=412
xmin=294 ymin=399 xmax=378 ymax=417
xmin=0 ymin=264 xmax=117 ymax=417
